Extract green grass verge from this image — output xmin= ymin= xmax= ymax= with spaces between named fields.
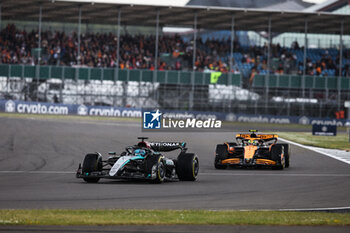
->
xmin=279 ymin=132 xmax=350 ymax=151
xmin=0 ymin=209 xmax=349 ymax=226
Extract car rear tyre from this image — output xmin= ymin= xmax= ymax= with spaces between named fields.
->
xmin=82 ymin=153 xmax=102 ymax=183
xmin=278 ymin=143 xmax=290 ymax=168
xmin=270 ymin=145 xmax=284 ymax=170
xmin=215 ymin=144 xmax=228 ymax=169
xmin=176 ymin=153 xmax=199 ymax=181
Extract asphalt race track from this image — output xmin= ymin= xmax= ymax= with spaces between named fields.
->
xmin=0 ymin=116 xmax=350 ymax=210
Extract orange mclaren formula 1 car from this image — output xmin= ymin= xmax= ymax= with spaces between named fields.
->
xmin=214 ymin=130 xmax=290 ymax=169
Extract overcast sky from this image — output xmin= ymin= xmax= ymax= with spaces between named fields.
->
xmin=60 ymin=0 xmax=329 ymax=6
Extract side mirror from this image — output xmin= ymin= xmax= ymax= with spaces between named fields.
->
xmin=108 ymin=152 xmax=117 ymax=156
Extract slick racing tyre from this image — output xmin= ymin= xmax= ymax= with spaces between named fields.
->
xmin=270 ymin=145 xmax=285 ymax=170
xmin=215 ymin=144 xmax=228 ymax=169
xmin=176 ymin=153 xmax=199 ymax=181
xmin=278 ymin=143 xmax=290 ymax=168
xmin=146 ymin=155 xmax=166 ymax=183
xmin=82 ymin=153 xmax=102 ymax=183
xmin=154 ymin=156 xmax=166 ymax=183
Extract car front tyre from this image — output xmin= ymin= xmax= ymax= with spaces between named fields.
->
xmin=176 ymin=153 xmax=199 ymax=181
xmin=82 ymin=153 xmax=102 ymax=183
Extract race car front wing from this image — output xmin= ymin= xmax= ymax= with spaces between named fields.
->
xmin=221 ymin=158 xmax=277 ymax=166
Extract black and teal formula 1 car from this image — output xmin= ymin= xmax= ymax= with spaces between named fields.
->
xmin=76 ymin=137 xmax=199 ymax=183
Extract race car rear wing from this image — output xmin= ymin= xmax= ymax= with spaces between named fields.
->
xmin=236 ymin=134 xmax=278 ymax=141
xmin=149 ymin=142 xmax=187 ymax=152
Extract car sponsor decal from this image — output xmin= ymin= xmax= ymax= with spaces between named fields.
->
xmin=109 ymin=156 xmax=134 ymax=176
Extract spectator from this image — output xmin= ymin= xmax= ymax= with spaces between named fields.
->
xmin=0 ymin=24 xmax=348 ymax=77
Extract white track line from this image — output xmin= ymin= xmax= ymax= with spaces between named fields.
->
xmin=0 ymin=171 xmax=74 ymax=174
xmin=200 ymin=172 xmax=350 ymax=177
xmin=0 ymin=171 xmax=349 ymax=177
xmin=220 ymin=206 xmax=350 ymax=212
xmin=271 ymin=206 xmax=350 ymax=212
xmin=279 ymin=137 xmax=350 ymax=165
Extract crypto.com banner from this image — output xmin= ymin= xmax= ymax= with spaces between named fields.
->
xmin=0 ymin=100 xmax=141 ymax=118
xmin=0 ymin=100 xmax=348 ymax=127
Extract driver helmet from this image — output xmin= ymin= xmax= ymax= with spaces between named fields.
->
xmin=134 ymin=149 xmax=146 ymax=157
xmin=247 ymin=140 xmax=257 ymax=146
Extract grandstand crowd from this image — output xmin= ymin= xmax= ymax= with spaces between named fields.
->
xmin=1 ymin=24 xmax=350 ymax=77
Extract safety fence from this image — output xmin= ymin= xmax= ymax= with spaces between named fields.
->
xmin=252 ymin=74 xmax=350 ymax=90
xmin=0 ymin=64 xmax=349 ymax=118
xmin=1 ymin=64 xmax=350 ymax=90
xmin=0 ymin=64 xmax=241 ymax=86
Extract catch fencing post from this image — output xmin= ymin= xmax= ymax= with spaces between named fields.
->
xmin=114 ymin=7 xmax=121 ymax=106
xmin=0 ymin=2 xmax=2 ymax=31
xmin=302 ymin=18 xmax=308 ymax=115
xmin=77 ymin=5 xmax=82 ymax=65
xmin=230 ymin=14 xmax=234 ymax=76
xmin=190 ymin=11 xmax=197 ymax=110
xmin=115 ymin=7 xmax=121 ymax=83
xmin=153 ymin=9 xmax=160 ymax=103
xmin=229 ymin=14 xmax=235 ymax=111
xmin=38 ymin=4 xmax=42 ymax=65
xmin=265 ymin=16 xmax=271 ymax=114
xmin=75 ymin=4 xmax=82 ymax=105
xmin=60 ymin=66 xmax=64 ymax=103
xmin=35 ymin=4 xmax=43 ymax=101
xmin=338 ymin=19 xmax=344 ymax=111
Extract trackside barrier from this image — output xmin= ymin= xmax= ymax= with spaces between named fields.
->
xmin=252 ymin=74 xmax=350 ymax=90
xmin=0 ymin=100 xmax=349 ymax=126
xmin=0 ymin=64 xmax=241 ymax=86
xmin=1 ymin=64 xmax=350 ymax=89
